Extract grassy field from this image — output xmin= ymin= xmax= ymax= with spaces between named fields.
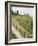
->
xmin=12 ymin=15 xmax=33 ymax=34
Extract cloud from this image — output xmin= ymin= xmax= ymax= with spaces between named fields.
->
xmin=11 ymin=7 xmax=33 ymax=15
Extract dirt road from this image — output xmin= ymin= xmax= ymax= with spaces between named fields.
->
xmin=11 ymin=25 xmax=24 ymax=38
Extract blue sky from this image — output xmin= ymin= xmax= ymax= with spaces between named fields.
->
xmin=11 ymin=7 xmax=33 ymax=15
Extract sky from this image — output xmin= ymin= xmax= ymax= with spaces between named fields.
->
xmin=11 ymin=7 xmax=34 ymax=16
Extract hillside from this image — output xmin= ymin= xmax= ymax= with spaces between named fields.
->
xmin=11 ymin=15 xmax=33 ymax=38
xmin=12 ymin=15 xmax=33 ymax=33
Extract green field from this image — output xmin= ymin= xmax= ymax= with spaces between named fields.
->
xmin=12 ymin=15 xmax=33 ymax=34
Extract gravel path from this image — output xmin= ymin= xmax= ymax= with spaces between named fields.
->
xmin=11 ymin=25 xmax=24 ymax=38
